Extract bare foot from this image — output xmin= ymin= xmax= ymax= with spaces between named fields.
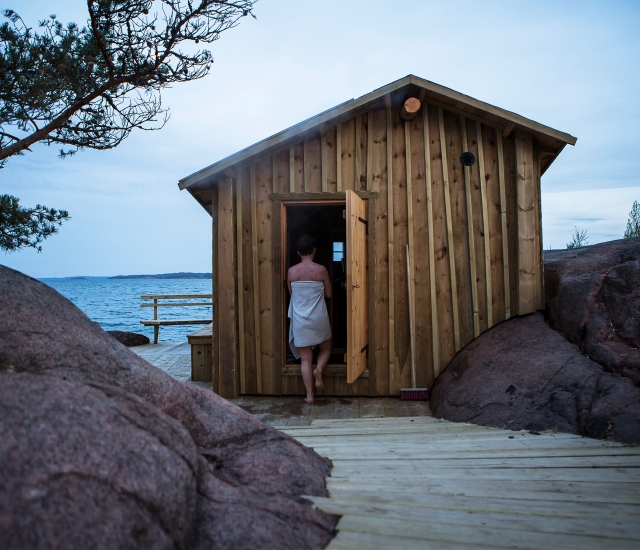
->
xmin=313 ymin=368 xmax=324 ymax=390
xmin=304 ymin=396 xmax=314 ymax=404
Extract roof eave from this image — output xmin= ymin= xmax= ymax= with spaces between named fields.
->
xmin=179 ymin=75 xmax=577 ymax=191
xmin=408 ymin=75 xmax=577 ymax=147
xmin=178 ymin=76 xmax=414 ymax=191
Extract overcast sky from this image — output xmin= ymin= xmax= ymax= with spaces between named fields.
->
xmin=2 ymin=0 xmax=639 ymax=277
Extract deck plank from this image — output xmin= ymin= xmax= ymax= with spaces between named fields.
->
xmin=132 ymin=343 xmax=639 ymax=547
xmin=280 ymin=417 xmax=640 ymax=549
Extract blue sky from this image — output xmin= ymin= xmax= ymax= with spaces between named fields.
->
xmin=2 ymin=0 xmax=639 ymax=277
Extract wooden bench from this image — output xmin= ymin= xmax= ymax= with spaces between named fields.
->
xmin=188 ymin=324 xmax=213 ymax=382
xmin=140 ymin=294 xmax=212 ymax=344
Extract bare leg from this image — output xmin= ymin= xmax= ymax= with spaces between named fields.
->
xmin=313 ymin=338 xmax=331 ymax=391
xmin=300 ymin=347 xmax=315 ymax=403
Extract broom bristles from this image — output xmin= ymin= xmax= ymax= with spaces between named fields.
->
xmin=400 ymin=388 xmax=429 ymax=401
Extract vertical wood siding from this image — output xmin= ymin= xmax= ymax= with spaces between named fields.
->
xmin=216 ymin=178 xmax=237 ymax=398
xmin=212 ymin=103 xmax=543 ymax=397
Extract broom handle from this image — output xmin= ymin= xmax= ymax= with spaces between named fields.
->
xmin=406 ymin=245 xmax=416 ymax=389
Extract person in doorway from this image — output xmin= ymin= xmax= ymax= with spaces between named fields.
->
xmin=287 ymin=234 xmax=332 ymax=404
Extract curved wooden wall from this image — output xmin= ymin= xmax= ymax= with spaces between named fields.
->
xmin=209 ymin=100 xmax=543 ymax=397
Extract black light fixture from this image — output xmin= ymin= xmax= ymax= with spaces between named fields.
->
xmin=460 ymin=152 xmax=475 ymax=166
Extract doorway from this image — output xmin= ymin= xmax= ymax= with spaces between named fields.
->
xmin=284 ymin=203 xmax=347 ymax=366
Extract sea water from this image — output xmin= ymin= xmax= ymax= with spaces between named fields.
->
xmin=40 ymin=277 xmax=212 ymax=342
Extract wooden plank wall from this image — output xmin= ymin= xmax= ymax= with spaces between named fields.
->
xmin=216 ymin=178 xmax=237 ymax=397
xmin=212 ymin=102 xmax=543 ymax=397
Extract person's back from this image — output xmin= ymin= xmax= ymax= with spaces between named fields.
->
xmin=288 ymin=259 xmax=328 ymax=285
xmin=287 ymin=234 xmax=332 ymax=403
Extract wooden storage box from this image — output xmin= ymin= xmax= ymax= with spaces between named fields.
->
xmin=188 ymin=324 xmax=213 ymax=382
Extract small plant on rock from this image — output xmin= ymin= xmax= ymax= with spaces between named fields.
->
xmin=566 ymin=227 xmax=589 ymax=249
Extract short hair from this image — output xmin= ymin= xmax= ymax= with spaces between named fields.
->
xmin=296 ymin=234 xmax=316 ymax=256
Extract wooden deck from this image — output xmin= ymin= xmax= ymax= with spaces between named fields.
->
xmin=131 ymin=342 xmax=432 ymax=424
xmin=282 ymin=417 xmax=640 ymax=549
xmin=133 ymin=342 xmax=640 ymax=548
xmin=132 ymin=341 xmax=210 ymax=389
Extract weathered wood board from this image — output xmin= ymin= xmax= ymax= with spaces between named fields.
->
xmin=283 ymin=417 xmax=640 ymax=550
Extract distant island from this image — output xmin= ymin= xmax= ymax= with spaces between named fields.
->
xmin=108 ymin=272 xmax=212 ymax=280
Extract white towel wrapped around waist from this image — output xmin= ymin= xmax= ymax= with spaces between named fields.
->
xmin=288 ymin=281 xmax=332 ymax=359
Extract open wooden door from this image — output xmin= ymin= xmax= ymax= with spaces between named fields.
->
xmin=346 ymin=190 xmax=368 ymax=383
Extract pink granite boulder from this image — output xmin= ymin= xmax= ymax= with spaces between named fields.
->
xmin=106 ymin=330 xmax=150 ymax=347
xmin=430 ymin=313 xmax=640 ymax=444
xmin=0 ymin=373 xmax=198 ymax=549
xmin=0 ymin=265 xmax=337 ymax=549
xmin=544 ymin=237 xmax=640 ymax=385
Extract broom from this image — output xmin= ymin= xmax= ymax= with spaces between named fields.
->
xmin=401 ymin=244 xmax=429 ymax=401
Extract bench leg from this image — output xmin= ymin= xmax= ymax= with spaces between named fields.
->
xmin=154 ymin=325 xmax=159 ymax=345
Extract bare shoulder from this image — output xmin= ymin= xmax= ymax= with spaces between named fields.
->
xmin=289 ymin=261 xmax=328 ymax=282
xmin=288 ymin=263 xmax=301 ymax=279
xmin=311 ymin=262 xmax=329 ymax=282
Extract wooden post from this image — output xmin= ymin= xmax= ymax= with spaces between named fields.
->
xmin=321 ymin=133 xmax=328 ymax=192
xmin=423 ymin=105 xmax=440 ymax=378
xmin=211 ymin=185 xmax=219 ymax=393
xmin=366 ymin=110 xmax=376 ymax=395
xmin=535 ymin=141 xmax=545 ymax=311
xmin=153 ymin=298 xmax=159 ymax=344
xmin=438 ymin=108 xmax=460 ymax=352
xmin=250 ymin=165 xmax=263 ymax=393
xmin=404 ymin=120 xmax=417 ymax=381
xmin=515 ymin=131 xmax=538 ymax=315
xmin=476 ymin=121 xmax=493 ymax=328
xmin=217 ymin=177 xmax=237 ymax=399
xmin=355 ymin=115 xmax=362 ymax=189
xmin=385 ymin=95 xmax=396 ymax=390
xmin=303 ymin=140 xmax=309 ymax=192
xmin=497 ymin=134 xmax=511 ymax=320
xmin=272 ymin=201 xmax=283 ymax=395
xmin=235 ymin=172 xmax=246 ymax=394
xmin=289 ymin=146 xmax=295 ymax=193
xmin=367 ymin=111 xmax=374 ymax=192
xmin=460 ymin=116 xmax=480 ymax=338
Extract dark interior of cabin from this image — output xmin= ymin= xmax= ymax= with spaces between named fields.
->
xmin=285 ymin=203 xmax=346 ymax=365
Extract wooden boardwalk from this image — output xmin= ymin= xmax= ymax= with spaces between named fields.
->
xmin=282 ymin=417 xmax=640 ymax=549
xmin=133 ymin=342 xmax=640 ymax=547
xmin=132 ymin=341 xmax=210 ymax=389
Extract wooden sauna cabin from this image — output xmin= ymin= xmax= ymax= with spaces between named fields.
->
xmin=179 ymin=75 xmax=576 ymax=399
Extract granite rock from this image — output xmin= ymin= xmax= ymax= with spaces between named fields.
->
xmin=106 ymin=330 xmax=150 ymax=347
xmin=430 ymin=313 xmax=640 ymax=444
xmin=0 ymin=265 xmax=337 ymax=549
xmin=0 ymin=373 xmax=198 ymax=550
xmin=544 ymin=238 xmax=640 ymax=385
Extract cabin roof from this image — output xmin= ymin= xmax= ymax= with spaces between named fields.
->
xmin=179 ymin=74 xmax=577 ymax=192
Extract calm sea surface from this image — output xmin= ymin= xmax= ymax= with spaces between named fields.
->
xmin=40 ymin=278 xmax=212 ymax=342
